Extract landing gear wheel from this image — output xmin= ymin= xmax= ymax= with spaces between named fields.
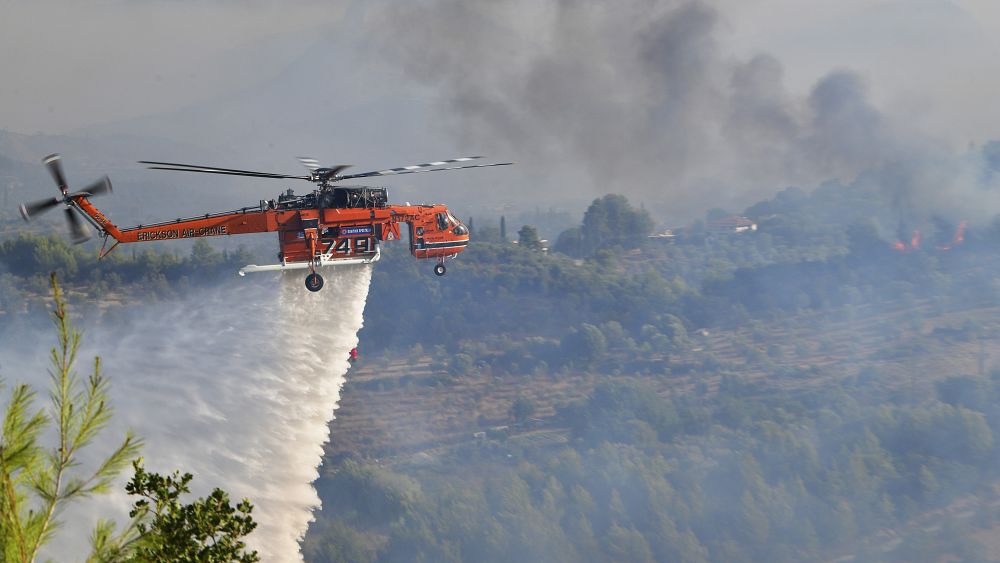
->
xmin=305 ymin=272 xmax=324 ymax=292
xmin=434 ymin=263 xmax=447 ymax=276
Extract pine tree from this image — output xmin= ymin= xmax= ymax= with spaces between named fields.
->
xmin=1 ymin=275 xmax=259 ymax=562
xmin=0 ymin=273 xmax=141 ymax=561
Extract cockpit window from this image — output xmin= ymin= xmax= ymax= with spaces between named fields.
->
xmin=443 ymin=211 xmax=467 ymax=235
xmin=436 ymin=212 xmax=448 ymax=231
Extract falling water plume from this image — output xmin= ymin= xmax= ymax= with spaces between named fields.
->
xmin=5 ymin=266 xmax=372 ymax=562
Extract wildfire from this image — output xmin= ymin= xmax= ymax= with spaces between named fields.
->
xmin=892 ymin=229 xmax=922 ymax=252
xmin=937 ymin=220 xmax=967 ymax=251
xmin=891 ymin=221 xmax=968 ymax=252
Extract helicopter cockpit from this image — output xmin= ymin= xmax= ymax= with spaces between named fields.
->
xmin=436 ymin=210 xmax=468 ymax=235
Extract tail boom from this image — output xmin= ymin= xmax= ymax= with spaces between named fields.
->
xmin=75 ymin=197 xmax=124 ymax=240
xmin=75 ymin=197 xmax=276 ymax=244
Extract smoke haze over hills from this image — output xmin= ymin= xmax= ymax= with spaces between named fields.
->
xmin=6 ymin=3 xmax=1000 ymax=559
xmin=4 ymin=1 xmax=1000 ymax=219
xmin=367 ymin=0 xmax=1000 ymax=220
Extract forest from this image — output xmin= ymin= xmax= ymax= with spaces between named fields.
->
xmin=4 ymin=169 xmax=1000 ymax=561
xmin=305 ymin=372 xmax=1000 ymax=562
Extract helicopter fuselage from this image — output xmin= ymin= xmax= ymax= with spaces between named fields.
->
xmin=22 ymin=153 xmax=506 ymax=291
xmin=73 ymin=185 xmax=470 ymax=285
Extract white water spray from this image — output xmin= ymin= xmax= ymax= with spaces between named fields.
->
xmin=5 ymin=266 xmax=371 ymax=561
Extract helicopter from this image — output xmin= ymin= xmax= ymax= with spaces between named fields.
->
xmin=19 ymin=154 xmax=512 ymax=291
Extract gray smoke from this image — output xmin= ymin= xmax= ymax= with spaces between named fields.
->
xmin=367 ymin=0 xmax=1000 ymax=220
xmin=3 ymin=267 xmax=371 ymax=562
xmin=5 ymin=1 xmax=995 ymax=222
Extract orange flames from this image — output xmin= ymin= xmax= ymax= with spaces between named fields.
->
xmin=892 ymin=230 xmax=921 ymax=252
xmin=937 ymin=220 xmax=967 ymax=251
xmin=891 ymin=221 xmax=967 ymax=252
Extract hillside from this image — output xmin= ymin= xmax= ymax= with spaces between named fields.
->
xmin=6 ymin=163 xmax=1000 ymax=561
xmin=327 ymin=297 xmax=1000 ymax=463
xmin=302 ymin=189 xmax=1000 ymax=562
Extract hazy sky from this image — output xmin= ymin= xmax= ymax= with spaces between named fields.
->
xmin=3 ymin=0 xmax=1000 ymax=218
xmin=0 ymin=1 xmax=348 ymax=133
xmin=720 ymin=0 xmax=1000 ymax=144
xmin=1 ymin=0 xmax=996 ymax=140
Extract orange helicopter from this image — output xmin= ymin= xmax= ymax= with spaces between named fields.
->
xmin=20 ymin=154 xmax=511 ymax=291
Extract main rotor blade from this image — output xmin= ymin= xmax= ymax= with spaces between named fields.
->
xmin=346 ymin=156 xmax=483 ymax=178
xmin=298 ymin=161 xmax=353 ymax=178
xmin=336 ymin=161 xmax=514 ymax=182
xmin=297 ymin=157 xmax=321 ymax=171
xmin=44 ymin=154 xmax=68 ymax=194
xmin=80 ymin=176 xmax=113 ymax=197
xmin=20 ymin=197 xmax=62 ymax=221
xmin=139 ymin=161 xmax=310 ymax=181
xmin=65 ymin=207 xmax=89 ymax=243
xmin=324 ymin=164 xmax=353 ymax=177
xmin=145 ymin=167 xmax=311 ymax=181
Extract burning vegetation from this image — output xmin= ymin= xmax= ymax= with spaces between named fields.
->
xmin=892 ymin=221 xmax=967 ymax=253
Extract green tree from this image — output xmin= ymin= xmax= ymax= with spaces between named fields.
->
xmin=448 ymin=353 xmax=475 ymax=376
xmin=190 ymin=239 xmax=222 ymax=268
xmin=553 ymin=226 xmax=584 ymax=257
xmin=561 ymin=324 xmax=607 ymax=368
xmin=317 ymin=461 xmax=422 ymax=527
xmin=0 ymin=273 xmax=141 ymax=562
xmin=92 ymin=460 xmax=259 ymax=562
xmin=517 ymin=225 xmax=543 ymax=251
xmin=301 ymin=518 xmax=373 ymax=563
xmin=510 ymin=395 xmax=536 ymax=423
xmin=581 ymin=194 xmax=653 ymax=249
xmin=660 ymin=314 xmax=689 ymax=348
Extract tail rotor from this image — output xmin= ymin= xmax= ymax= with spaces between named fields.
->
xmin=19 ymin=154 xmax=112 ymax=244
xmin=44 ymin=153 xmax=69 ymax=195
